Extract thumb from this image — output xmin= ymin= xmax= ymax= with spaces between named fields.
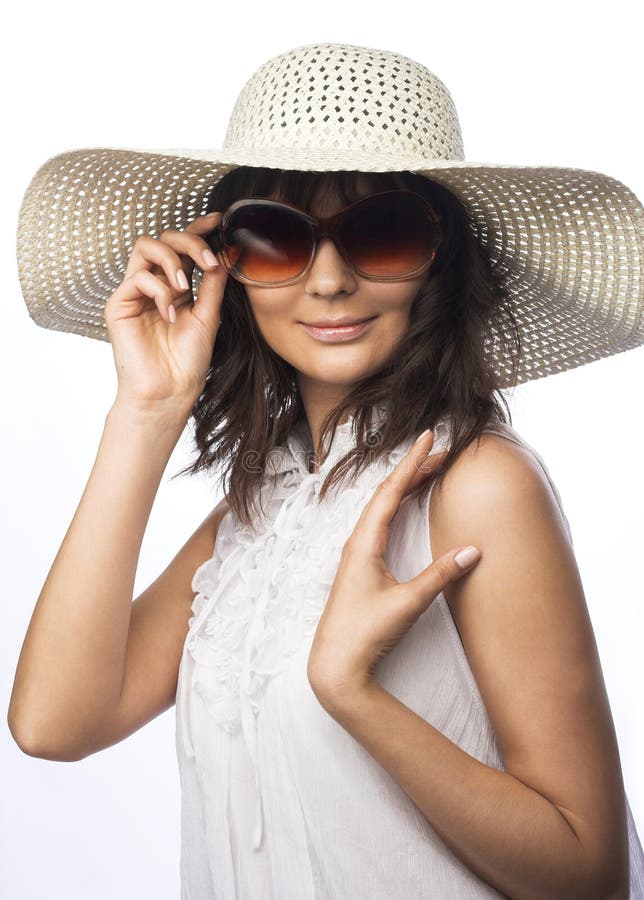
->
xmin=192 ymin=264 xmax=229 ymax=335
xmin=406 ymin=545 xmax=482 ymax=603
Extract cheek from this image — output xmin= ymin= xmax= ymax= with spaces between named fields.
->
xmin=245 ymin=291 xmax=296 ymax=351
xmin=383 ymin=282 xmax=426 ymax=317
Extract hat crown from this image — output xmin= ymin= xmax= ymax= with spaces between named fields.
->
xmin=222 ymin=42 xmax=465 ymax=162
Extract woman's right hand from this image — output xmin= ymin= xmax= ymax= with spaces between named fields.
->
xmin=103 ymin=211 xmax=228 ymax=414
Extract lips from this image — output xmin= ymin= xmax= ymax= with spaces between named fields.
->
xmin=300 ymin=317 xmax=376 ymax=343
xmin=302 ymin=316 xmax=375 ymax=327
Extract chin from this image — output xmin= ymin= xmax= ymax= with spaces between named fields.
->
xmin=298 ymin=358 xmax=385 ymax=384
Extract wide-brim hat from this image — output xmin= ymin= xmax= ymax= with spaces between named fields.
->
xmin=15 ymin=41 xmax=644 ymax=388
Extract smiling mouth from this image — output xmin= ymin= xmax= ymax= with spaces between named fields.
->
xmin=299 ymin=317 xmax=377 ymax=342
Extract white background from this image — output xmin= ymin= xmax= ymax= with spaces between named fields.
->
xmin=2 ymin=1 xmax=643 ymax=897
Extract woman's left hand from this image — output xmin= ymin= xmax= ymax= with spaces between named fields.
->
xmin=307 ymin=429 xmax=482 ymax=707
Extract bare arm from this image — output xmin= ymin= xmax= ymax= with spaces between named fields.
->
xmin=7 ymin=399 xmax=194 ymax=759
xmin=320 ymin=434 xmax=629 ymax=899
xmin=8 ymin=209 xmax=229 ymax=761
xmin=84 ymin=492 xmax=229 ymax=758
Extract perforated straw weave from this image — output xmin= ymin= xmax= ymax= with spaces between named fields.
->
xmin=15 ymin=42 xmax=644 ymax=388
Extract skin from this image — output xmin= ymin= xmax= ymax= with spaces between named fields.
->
xmin=244 ymin=173 xmax=430 ymax=471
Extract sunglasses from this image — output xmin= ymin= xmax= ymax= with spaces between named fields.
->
xmin=206 ymin=189 xmax=443 ymax=287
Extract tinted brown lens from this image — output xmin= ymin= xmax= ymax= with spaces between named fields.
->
xmin=340 ymin=193 xmax=437 ymax=276
xmin=224 ymin=205 xmax=313 ymax=282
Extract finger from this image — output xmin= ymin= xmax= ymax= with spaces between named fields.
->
xmin=107 ymin=269 xmax=176 ymax=325
xmin=160 ymin=224 xmax=222 ymax=273
xmin=125 ymin=234 xmax=194 ymax=293
xmin=190 ymin=264 xmax=229 ymax=334
xmin=402 ymin=544 xmax=482 ymax=609
xmin=125 ymin=224 xmax=221 ymax=296
xmin=184 ymin=211 xmax=224 ymax=269
xmin=349 ymin=430 xmax=444 ymax=558
xmin=184 ymin=211 xmax=223 ymax=235
xmin=416 ymin=445 xmax=448 ymax=476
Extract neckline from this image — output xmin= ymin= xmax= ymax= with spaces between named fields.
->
xmin=265 ymin=403 xmax=388 ymax=482
xmin=289 ymin=405 xmax=379 ymax=479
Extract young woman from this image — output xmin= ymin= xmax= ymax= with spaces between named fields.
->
xmin=10 ymin=42 xmax=644 ymax=898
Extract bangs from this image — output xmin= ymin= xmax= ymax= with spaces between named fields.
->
xmin=261 ymin=170 xmax=408 ymax=212
xmin=206 ymin=166 xmax=432 ymax=215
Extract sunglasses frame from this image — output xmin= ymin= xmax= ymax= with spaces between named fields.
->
xmin=207 ymin=189 xmax=443 ymax=287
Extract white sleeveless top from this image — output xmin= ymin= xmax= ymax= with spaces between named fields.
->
xmin=175 ymin=409 xmax=644 ymax=899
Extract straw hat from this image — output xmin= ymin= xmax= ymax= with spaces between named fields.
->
xmin=15 ymin=41 xmax=644 ymax=388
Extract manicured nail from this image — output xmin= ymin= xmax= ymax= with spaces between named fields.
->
xmin=177 ymin=269 xmax=189 ymax=291
xmin=168 ymin=303 xmax=176 ymax=324
xmin=202 ymin=249 xmax=219 ymax=268
xmin=455 ymin=546 xmax=481 ymax=568
xmin=414 ymin=428 xmax=431 ymax=445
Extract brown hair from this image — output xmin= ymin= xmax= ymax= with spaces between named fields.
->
xmin=172 ymin=166 xmax=520 ymax=534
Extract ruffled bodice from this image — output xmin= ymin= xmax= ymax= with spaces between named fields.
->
xmin=177 ymin=404 xmax=449 ymax=853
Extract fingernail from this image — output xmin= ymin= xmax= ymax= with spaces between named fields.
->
xmin=177 ymin=269 xmax=189 ymax=291
xmin=168 ymin=303 xmax=176 ymax=324
xmin=202 ymin=249 xmax=219 ymax=268
xmin=455 ymin=546 xmax=481 ymax=568
xmin=414 ymin=428 xmax=431 ymax=446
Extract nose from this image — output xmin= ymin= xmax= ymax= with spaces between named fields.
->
xmin=303 ymin=236 xmax=357 ymax=297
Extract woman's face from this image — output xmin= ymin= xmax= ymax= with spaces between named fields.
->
xmin=243 ymin=175 xmax=430 ymax=398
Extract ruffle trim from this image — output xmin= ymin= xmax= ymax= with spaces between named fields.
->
xmin=185 ymin=409 xmax=453 ymax=734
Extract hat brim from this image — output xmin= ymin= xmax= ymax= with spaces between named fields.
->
xmin=16 ymin=146 xmax=644 ymax=387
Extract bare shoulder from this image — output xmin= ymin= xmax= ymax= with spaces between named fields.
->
xmin=427 ymin=429 xmax=629 ymax=880
xmin=429 ymin=429 xmax=571 ymax=556
xmin=431 ymin=428 xmax=558 ymax=513
xmin=428 ymin=427 xmax=582 ymax=706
